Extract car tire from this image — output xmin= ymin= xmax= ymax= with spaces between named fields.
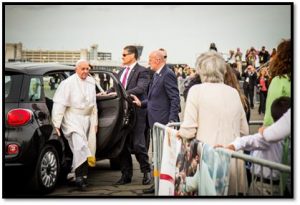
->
xmin=30 ymin=144 xmax=60 ymax=194
xmin=110 ymin=157 xmax=121 ymax=170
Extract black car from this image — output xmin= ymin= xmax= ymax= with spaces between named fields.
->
xmin=4 ymin=62 xmax=135 ymax=195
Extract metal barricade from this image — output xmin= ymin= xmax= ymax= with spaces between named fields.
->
xmin=152 ymin=122 xmax=291 ymax=196
xmin=217 ymin=148 xmax=291 ymax=196
xmin=152 ymin=122 xmax=180 ymax=196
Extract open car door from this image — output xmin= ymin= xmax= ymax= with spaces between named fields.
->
xmin=90 ymin=71 xmax=135 ymax=160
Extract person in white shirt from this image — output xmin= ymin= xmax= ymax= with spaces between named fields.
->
xmin=216 ymin=96 xmax=291 ymax=196
xmin=52 ymin=59 xmax=98 ymax=190
xmin=259 ymin=109 xmax=290 ymax=142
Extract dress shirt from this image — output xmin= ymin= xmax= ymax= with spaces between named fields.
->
xmin=263 ymin=109 xmax=291 ymax=142
xmin=231 ymin=133 xmax=284 ymax=179
xmin=120 ymin=62 xmax=137 ymax=88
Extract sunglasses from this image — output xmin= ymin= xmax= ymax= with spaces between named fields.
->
xmin=122 ymin=53 xmax=132 ymax=57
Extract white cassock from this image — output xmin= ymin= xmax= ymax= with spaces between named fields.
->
xmin=52 ymin=73 xmax=98 ymax=172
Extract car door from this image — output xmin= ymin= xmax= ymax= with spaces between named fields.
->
xmin=90 ymin=71 xmax=135 ymax=160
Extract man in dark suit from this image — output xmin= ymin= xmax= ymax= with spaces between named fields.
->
xmin=114 ymin=45 xmax=152 ymax=185
xmin=131 ymin=50 xmax=181 ymax=193
xmin=242 ymin=65 xmax=257 ymax=109
xmin=144 ymin=48 xmax=167 ymax=151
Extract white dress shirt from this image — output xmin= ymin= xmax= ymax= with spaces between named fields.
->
xmin=232 ymin=133 xmax=284 ymax=179
xmin=120 ymin=62 xmax=137 ymax=88
xmin=263 ymin=109 xmax=291 ymax=142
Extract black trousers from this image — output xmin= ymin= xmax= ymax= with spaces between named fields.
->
xmin=75 ymin=161 xmax=88 ymax=178
xmin=244 ymin=86 xmax=255 ymax=107
xmin=119 ymin=108 xmax=151 ymax=177
xmin=144 ymin=113 xmax=151 ymax=152
xmin=259 ymin=91 xmax=267 ymax=114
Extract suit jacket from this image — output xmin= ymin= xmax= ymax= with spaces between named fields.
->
xmin=242 ymin=71 xmax=257 ymax=90
xmin=118 ymin=63 xmax=149 ymax=101
xmin=142 ymin=65 xmax=180 ymax=128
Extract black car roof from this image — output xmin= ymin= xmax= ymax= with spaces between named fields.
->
xmin=5 ymin=62 xmax=75 ymax=75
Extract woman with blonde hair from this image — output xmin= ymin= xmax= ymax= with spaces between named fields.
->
xmin=257 ymin=67 xmax=269 ymax=115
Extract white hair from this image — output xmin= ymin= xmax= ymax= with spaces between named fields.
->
xmin=195 ymin=51 xmax=226 ymax=83
xmin=75 ymin=59 xmax=89 ymax=68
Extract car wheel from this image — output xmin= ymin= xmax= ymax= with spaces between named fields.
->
xmin=30 ymin=145 xmax=60 ymax=194
xmin=110 ymin=157 xmax=121 ymax=170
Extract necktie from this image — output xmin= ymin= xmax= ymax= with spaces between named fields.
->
xmin=153 ymin=73 xmax=159 ymax=82
xmin=122 ymin=67 xmax=130 ymax=87
xmin=151 ymin=73 xmax=159 ymax=88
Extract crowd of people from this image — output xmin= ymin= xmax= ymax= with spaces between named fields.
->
xmin=51 ymin=39 xmax=291 ymax=196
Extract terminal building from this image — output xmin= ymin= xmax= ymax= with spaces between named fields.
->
xmin=5 ymin=42 xmax=121 ymax=71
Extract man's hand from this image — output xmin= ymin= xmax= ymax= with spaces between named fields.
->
xmin=97 ymin=91 xmax=117 ymax=97
xmin=96 ymin=91 xmax=107 ymax=96
xmin=55 ymin=127 xmax=61 ymax=137
xmin=258 ymin=126 xmax=266 ymax=136
xmin=225 ymin=144 xmax=236 ymax=151
xmin=214 ymin=144 xmax=236 ymax=151
xmin=176 ymin=131 xmax=181 ymax=140
xmin=213 ymin=144 xmax=224 ymax=148
xmin=130 ymin=94 xmax=141 ymax=107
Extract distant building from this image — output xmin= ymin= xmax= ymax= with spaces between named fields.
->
xmin=22 ymin=49 xmax=81 ymax=64
xmin=5 ymin=42 xmax=23 ymax=62
xmin=5 ymin=43 xmax=112 ymax=65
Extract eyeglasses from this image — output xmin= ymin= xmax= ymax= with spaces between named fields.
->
xmin=122 ymin=53 xmax=132 ymax=57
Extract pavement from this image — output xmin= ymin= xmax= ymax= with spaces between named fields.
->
xmin=46 ymin=102 xmax=264 ymax=197
xmin=48 ymin=158 xmax=154 ymax=197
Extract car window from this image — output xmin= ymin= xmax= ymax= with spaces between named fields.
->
xmin=92 ymin=73 xmax=116 ymax=93
xmin=5 ymin=72 xmax=23 ymax=102
xmin=43 ymin=73 xmax=65 ymax=100
xmin=28 ymin=77 xmax=42 ymax=101
xmin=5 ymin=76 xmax=11 ymax=98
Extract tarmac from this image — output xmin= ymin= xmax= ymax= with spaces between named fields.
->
xmin=47 ymin=102 xmax=264 ymax=197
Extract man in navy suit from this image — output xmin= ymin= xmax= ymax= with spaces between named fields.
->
xmin=132 ymin=49 xmax=180 ymax=126
xmin=114 ymin=45 xmax=152 ymax=185
xmin=131 ymin=50 xmax=181 ymax=193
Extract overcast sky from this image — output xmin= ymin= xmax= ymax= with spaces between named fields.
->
xmin=5 ymin=4 xmax=291 ymax=66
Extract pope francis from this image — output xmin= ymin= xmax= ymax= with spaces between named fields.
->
xmin=52 ymin=59 xmax=98 ymax=190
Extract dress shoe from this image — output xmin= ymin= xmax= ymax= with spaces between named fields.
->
xmin=142 ymin=172 xmax=152 ymax=185
xmin=83 ymin=176 xmax=88 ymax=186
xmin=114 ymin=175 xmax=132 ymax=185
xmin=75 ymin=176 xmax=88 ymax=191
xmin=143 ymin=185 xmax=155 ymax=194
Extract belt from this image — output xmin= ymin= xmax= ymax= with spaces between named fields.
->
xmin=67 ymin=106 xmax=93 ymax=116
xmin=256 ymin=176 xmax=280 ymax=185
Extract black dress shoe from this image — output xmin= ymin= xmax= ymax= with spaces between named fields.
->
xmin=114 ymin=175 xmax=132 ymax=185
xmin=75 ymin=177 xmax=88 ymax=191
xmin=142 ymin=172 xmax=152 ymax=185
xmin=143 ymin=185 xmax=154 ymax=194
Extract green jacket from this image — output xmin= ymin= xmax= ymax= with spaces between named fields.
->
xmin=263 ymin=75 xmax=291 ymax=126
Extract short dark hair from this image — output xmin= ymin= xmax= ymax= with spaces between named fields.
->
xmin=124 ymin=45 xmax=138 ymax=60
xmin=271 ymin=96 xmax=291 ymax=122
